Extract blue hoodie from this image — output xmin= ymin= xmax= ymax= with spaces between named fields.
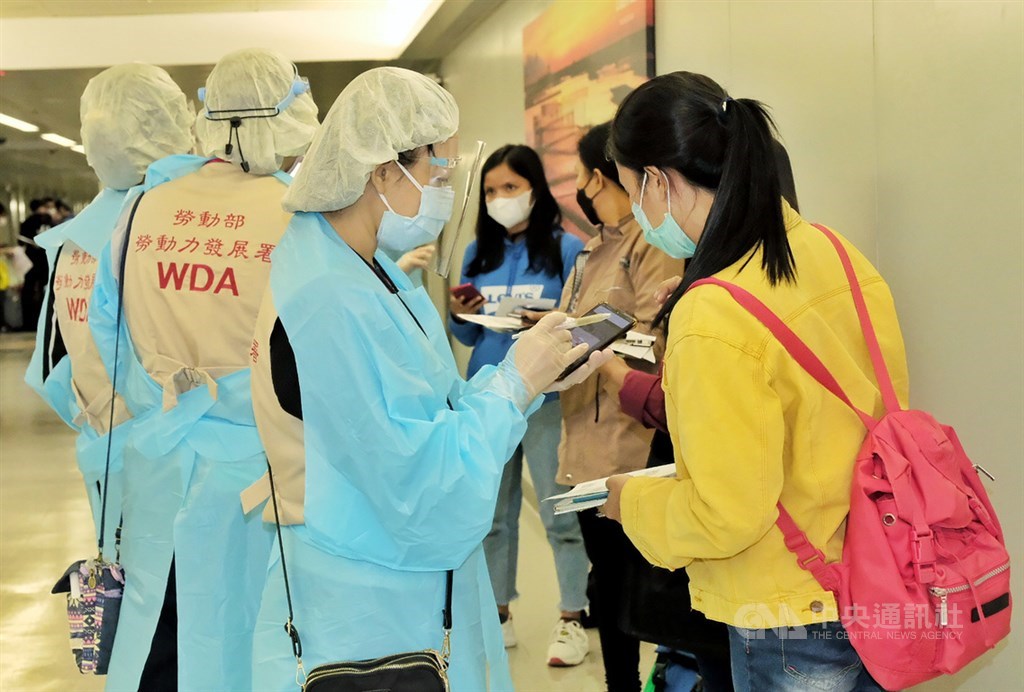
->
xmin=450 ymin=230 xmax=584 ymax=379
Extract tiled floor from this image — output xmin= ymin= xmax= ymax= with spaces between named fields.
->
xmin=0 ymin=333 xmax=652 ymax=691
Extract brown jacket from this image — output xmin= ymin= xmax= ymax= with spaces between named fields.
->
xmin=556 ymin=217 xmax=684 ymax=484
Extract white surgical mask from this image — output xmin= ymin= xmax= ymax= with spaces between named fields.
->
xmin=486 ymin=190 xmax=534 ymax=230
xmin=377 ymin=161 xmax=455 ymax=254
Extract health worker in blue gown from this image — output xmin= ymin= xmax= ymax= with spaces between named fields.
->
xmin=246 ymin=66 xmax=612 ymax=691
xmin=89 ymin=49 xmax=319 ymax=691
xmin=25 ymin=62 xmax=193 ymax=569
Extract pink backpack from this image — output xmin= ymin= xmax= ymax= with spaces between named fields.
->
xmin=692 ymin=224 xmax=1011 ymax=691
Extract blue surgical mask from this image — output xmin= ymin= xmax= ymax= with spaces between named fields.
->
xmin=377 ymin=161 xmax=455 ymax=254
xmin=632 ymin=171 xmax=698 ymax=259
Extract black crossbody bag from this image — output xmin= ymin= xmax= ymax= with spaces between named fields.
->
xmin=268 ymin=255 xmax=455 ymax=691
xmin=267 ymin=467 xmax=453 ymax=691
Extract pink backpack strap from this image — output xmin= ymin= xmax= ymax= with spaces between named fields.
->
xmin=811 ymin=224 xmax=902 ymax=414
xmin=775 ymin=503 xmax=841 ymax=592
xmin=690 ymin=276 xmax=877 ymax=429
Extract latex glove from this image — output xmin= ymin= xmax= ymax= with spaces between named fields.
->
xmin=488 ymin=312 xmax=580 ymax=411
xmin=397 ymin=245 xmax=435 ymax=274
xmin=519 ymin=308 xmax=553 ymax=324
xmin=511 ymin=312 xmax=590 ymax=398
xmin=545 ymin=347 xmax=615 ymax=393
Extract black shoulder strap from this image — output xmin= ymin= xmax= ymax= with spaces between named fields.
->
xmin=41 ymin=245 xmax=68 ymax=382
xmin=98 ymin=192 xmax=145 ymax=560
xmin=270 ymin=254 xmax=454 ymax=671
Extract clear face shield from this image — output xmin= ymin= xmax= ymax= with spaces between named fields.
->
xmin=429 ymin=139 xmax=486 ymax=278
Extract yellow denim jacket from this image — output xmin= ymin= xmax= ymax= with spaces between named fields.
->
xmin=620 ymin=204 xmax=909 ymax=628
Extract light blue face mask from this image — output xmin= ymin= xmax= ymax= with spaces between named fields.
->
xmin=632 ymin=171 xmax=698 ymax=259
xmin=378 ymin=161 xmax=456 ymax=254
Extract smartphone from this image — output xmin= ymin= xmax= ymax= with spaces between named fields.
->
xmin=557 ymin=303 xmax=637 ymax=380
xmin=450 ymin=282 xmax=484 ymax=303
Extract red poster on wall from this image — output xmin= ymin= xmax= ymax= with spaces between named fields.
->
xmin=523 ymin=0 xmax=655 ymax=239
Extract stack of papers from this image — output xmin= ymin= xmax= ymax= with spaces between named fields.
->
xmin=610 ymin=341 xmax=655 ymax=363
xmin=457 ymin=314 xmax=526 ymax=332
xmin=495 ymin=296 xmax=556 ymax=317
xmin=546 ymin=464 xmax=677 ymax=514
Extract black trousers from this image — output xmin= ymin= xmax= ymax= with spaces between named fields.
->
xmin=138 ymin=561 xmax=178 ymax=691
xmin=19 ymin=263 xmax=47 ymax=332
xmin=578 ymin=508 xmax=642 ymax=692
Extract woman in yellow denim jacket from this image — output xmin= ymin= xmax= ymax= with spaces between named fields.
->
xmin=601 ymin=72 xmax=909 ymax=691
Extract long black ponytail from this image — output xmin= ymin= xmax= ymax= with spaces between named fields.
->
xmin=608 ymin=72 xmax=795 ymax=327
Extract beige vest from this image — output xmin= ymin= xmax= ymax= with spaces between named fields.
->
xmin=242 ymin=288 xmax=306 ymax=525
xmin=52 ymin=241 xmax=131 ymax=433
xmin=121 ymin=162 xmax=291 ymax=408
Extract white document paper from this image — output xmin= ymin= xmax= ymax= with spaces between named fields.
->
xmin=458 ymin=314 xmax=526 ymax=332
xmin=610 ymin=340 xmax=656 ymax=363
xmin=624 ymin=330 xmax=656 ymax=347
xmin=495 ymin=296 xmax=556 ymax=317
xmin=546 ymin=464 xmax=677 ymax=514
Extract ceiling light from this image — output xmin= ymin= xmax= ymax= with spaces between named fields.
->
xmin=0 ymin=113 xmax=39 ymax=132
xmin=71 ymin=144 xmax=85 ymax=154
xmin=1 ymin=0 xmax=443 ymax=69
xmin=41 ymin=133 xmax=76 ymax=147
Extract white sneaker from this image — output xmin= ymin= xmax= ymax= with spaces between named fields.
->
xmin=501 ymin=617 xmax=517 ymax=649
xmin=547 ymin=619 xmax=589 ymax=667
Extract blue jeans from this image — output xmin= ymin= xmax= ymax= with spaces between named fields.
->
xmin=483 ymin=399 xmax=589 ymax=612
xmin=729 ymin=622 xmax=883 ymax=691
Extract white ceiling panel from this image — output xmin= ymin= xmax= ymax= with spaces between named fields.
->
xmin=0 ymin=0 xmax=443 ymax=70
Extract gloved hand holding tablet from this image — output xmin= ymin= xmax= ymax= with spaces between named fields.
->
xmin=556 ymin=303 xmax=636 ymax=381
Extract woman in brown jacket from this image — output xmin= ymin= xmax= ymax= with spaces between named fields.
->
xmin=560 ymin=122 xmax=685 ymax=691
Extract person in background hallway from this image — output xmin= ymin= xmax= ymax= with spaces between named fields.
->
xmin=601 ymin=71 xmax=908 ymax=692
xmin=52 ymin=199 xmax=74 ymax=224
xmin=18 ymin=197 xmax=55 ymax=330
xmin=24 ymin=68 xmax=194 ymax=635
xmin=247 ymin=66 xmax=610 ymax=691
xmin=0 ymin=202 xmax=15 ymax=331
xmin=89 ymin=48 xmax=318 ymax=692
xmin=558 ymin=121 xmax=685 ymax=692
xmin=450 ymin=144 xmax=590 ymax=665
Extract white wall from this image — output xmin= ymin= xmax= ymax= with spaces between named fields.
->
xmin=439 ymin=0 xmax=552 ymax=370
xmin=871 ymin=3 xmax=1024 ymax=686
xmin=440 ymin=3 xmax=1023 ymax=686
xmin=656 ymin=0 xmax=879 ymax=253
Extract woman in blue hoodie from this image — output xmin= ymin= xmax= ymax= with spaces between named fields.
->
xmin=450 ymin=144 xmax=590 ymax=666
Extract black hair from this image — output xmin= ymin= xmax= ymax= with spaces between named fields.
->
xmin=609 ymin=71 xmax=795 ymax=325
xmin=466 ymin=144 xmax=563 ymax=278
xmin=30 ymin=197 xmax=55 ymax=214
xmin=397 ymin=148 xmax=419 ymax=166
xmin=772 ymin=140 xmax=799 ymax=213
xmin=578 ymin=122 xmax=621 ymax=187
xmin=55 ymin=199 xmax=72 ymax=213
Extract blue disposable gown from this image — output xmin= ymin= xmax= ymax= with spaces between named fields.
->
xmin=89 ymin=155 xmax=290 ymax=691
xmin=252 ymin=212 xmax=540 ymax=690
xmin=25 ymin=187 xmax=130 ymax=552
